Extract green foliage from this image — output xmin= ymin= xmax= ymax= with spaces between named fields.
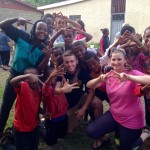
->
xmin=25 ymin=0 xmax=67 ymax=6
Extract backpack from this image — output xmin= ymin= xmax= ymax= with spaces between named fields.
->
xmin=0 ymin=127 xmax=16 ymax=150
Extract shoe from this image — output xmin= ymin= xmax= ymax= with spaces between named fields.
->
xmin=142 ymin=126 xmax=150 ymax=137
xmin=2 ymin=66 xmax=10 ymax=71
xmin=91 ymin=136 xmax=110 ymax=150
xmin=91 ymin=139 xmax=102 ymax=150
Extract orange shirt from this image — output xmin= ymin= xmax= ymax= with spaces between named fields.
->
xmin=14 ymin=82 xmax=41 ymax=132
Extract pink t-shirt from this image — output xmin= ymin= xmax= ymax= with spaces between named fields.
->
xmin=99 ymin=70 xmax=145 ymax=129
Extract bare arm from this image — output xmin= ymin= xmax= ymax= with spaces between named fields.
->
xmin=38 ymin=46 xmax=51 ymax=73
xmin=76 ymin=89 xmax=94 ymax=119
xmin=65 ymin=18 xmax=81 ymax=29
xmin=55 ymin=80 xmax=79 ymax=94
xmin=49 ymin=29 xmax=62 ymax=45
xmin=10 ymin=74 xmax=43 ymax=87
xmin=10 ymin=74 xmax=30 ymax=86
xmin=45 ymin=68 xmax=65 ymax=86
xmin=76 ymin=28 xmax=93 ymax=42
xmin=87 ymin=76 xmax=102 ymax=89
xmin=124 ymin=74 xmax=150 ymax=85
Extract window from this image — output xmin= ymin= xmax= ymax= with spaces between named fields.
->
xmin=112 ymin=14 xmax=125 ymax=21
xmin=69 ymin=15 xmax=81 ymax=21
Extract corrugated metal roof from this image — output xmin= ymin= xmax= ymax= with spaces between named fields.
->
xmin=37 ymin=0 xmax=87 ymax=10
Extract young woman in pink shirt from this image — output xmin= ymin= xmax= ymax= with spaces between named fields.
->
xmin=86 ymin=48 xmax=150 ymax=150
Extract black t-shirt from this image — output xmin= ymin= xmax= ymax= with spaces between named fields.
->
xmin=57 ymin=68 xmax=91 ymax=108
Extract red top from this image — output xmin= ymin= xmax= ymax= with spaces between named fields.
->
xmin=14 ymin=82 xmax=41 ymax=132
xmin=42 ymin=83 xmax=68 ymax=119
xmin=100 ymin=38 xmax=104 ymax=54
xmin=134 ymin=85 xmax=143 ymax=97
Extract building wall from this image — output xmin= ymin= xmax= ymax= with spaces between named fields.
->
xmin=125 ymin=0 xmax=150 ymax=34
xmin=0 ymin=8 xmax=42 ymax=33
xmin=44 ymin=0 xmax=111 ymax=43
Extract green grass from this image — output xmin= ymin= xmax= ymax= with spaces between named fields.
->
xmin=0 ymin=69 xmax=150 ymax=150
xmin=88 ymin=42 xmax=99 ymax=49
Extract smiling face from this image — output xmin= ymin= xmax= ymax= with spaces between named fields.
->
xmin=144 ymin=29 xmax=150 ymax=44
xmin=56 ymin=18 xmax=67 ymax=30
xmin=52 ymin=47 xmax=64 ymax=65
xmin=63 ymin=31 xmax=75 ymax=47
xmin=73 ymin=45 xmax=86 ymax=61
xmin=44 ymin=17 xmax=54 ymax=34
xmin=86 ymin=57 xmax=101 ymax=73
xmin=110 ymin=52 xmax=126 ymax=73
xmin=63 ymin=55 xmax=78 ymax=74
xmin=35 ymin=22 xmax=48 ymax=41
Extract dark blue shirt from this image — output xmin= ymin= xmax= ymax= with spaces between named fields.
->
xmin=0 ymin=32 xmax=11 ymax=51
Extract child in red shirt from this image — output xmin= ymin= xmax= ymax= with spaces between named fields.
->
xmin=42 ymin=66 xmax=69 ymax=146
xmin=10 ymin=67 xmax=42 ymax=150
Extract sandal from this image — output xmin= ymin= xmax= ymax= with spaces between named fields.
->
xmin=142 ymin=126 xmax=150 ymax=135
xmin=91 ymin=135 xmax=110 ymax=150
xmin=91 ymin=139 xmax=102 ymax=150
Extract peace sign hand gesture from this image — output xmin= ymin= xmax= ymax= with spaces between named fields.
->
xmin=61 ymin=79 xmax=79 ymax=93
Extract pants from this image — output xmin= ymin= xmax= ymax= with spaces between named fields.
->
xmin=45 ymin=115 xmax=68 ymax=146
xmin=0 ymin=51 xmax=10 ymax=66
xmin=14 ymin=127 xmax=39 ymax=150
xmin=0 ymin=72 xmax=18 ymax=133
xmin=144 ymin=96 xmax=150 ymax=126
xmin=86 ymin=111 xmax=142 ymax=150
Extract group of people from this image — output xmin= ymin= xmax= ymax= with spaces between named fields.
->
xmin=0 ymin=29 xmax=12 ymax=70
xmin=0 ymin=12 xmax=150 ymax=150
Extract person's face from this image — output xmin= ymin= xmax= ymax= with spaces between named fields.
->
xmin=127 ymin=45 xmax=140 ymax=56
xmin=63 ymin=55 xmax=78 ymax=74
xmin=56 ymin=18 xmax=67 ymax=30
xmin=86 ymin=58 xmax=100 ymax=73
xmin=144 ymin=29 xmax=150 ymax=44
xmin=110 ymin=52 xmax=126 ymax=72
xmin=35 ymin=22 xmax=48 ymax=41
xmin=144 ymin=60 xmax=150 ymax=75
xmin=63 ymin=31 xmax=75 ymax=46
xmin=73 ymin=45 xmax=86 ymax=61
xmin=105 ymin=30 xmax=109 ymax=36
xmin=45 ymin=17 xmax=54 ymax=33
xmin=52 ymin=48 xmax=63 ymax=65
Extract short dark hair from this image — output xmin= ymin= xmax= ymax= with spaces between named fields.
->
xmin=120 ymin=25 xmax=135 ymax=35
xmin=51 ymin=46 xmax=64 ymax=54
xmin=100 ymin=28 xmax=109 ymax=34
xmin=85 ymin=51 xmax=99 ymax=62
xmin=72 ymin=41 xmax=85 ymax=50
xmin=41 ymin=13 xmax=54 ymax=21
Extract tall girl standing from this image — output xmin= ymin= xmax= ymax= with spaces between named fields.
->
xmin=0 ymin=17 xmax=50 ymax=137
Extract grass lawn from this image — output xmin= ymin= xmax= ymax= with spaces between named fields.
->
xmin=0 ymin=68 xmax=150 ymax=150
